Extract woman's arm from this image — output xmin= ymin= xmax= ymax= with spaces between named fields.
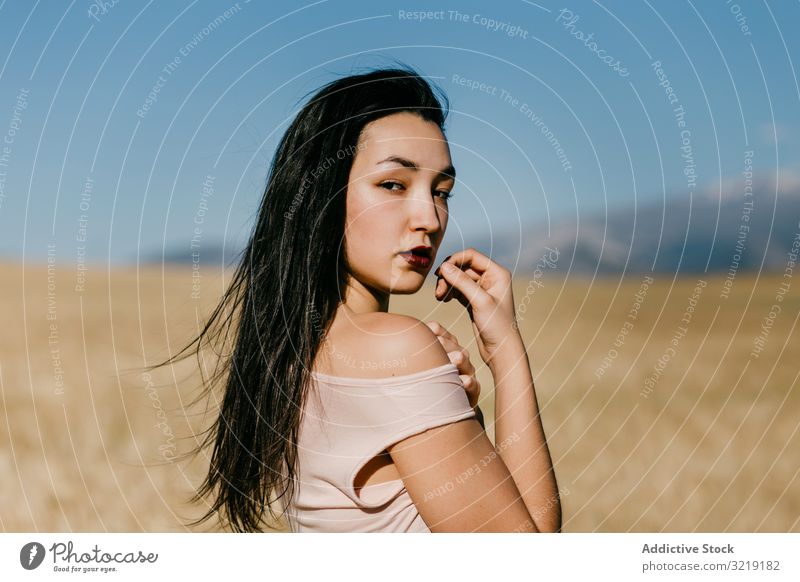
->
xmin=424 ymin=321 xmax=486 ymax=432
xmin=370 ymin=314 xmax=542 ymax=532
xmin=432 ymin=248 xmax=562 ymax=532
xmin=489 ymin=336 xmax=561 ymax=533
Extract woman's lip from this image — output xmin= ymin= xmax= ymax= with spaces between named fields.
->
xmin=408 ymin=246 xmax=433 ymax=257
xmin=399 ymin=252 xmax=432 ymax=269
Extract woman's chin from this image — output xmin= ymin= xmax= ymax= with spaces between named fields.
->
xmin=388 ymin=272 xmax=427 ymax=294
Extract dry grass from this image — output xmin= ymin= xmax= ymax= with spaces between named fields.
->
xmin=1 ymin=261 xmax=798 ymax=532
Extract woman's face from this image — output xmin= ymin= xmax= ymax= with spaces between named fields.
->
xmin=344 ymin=111 xmax=455 ymax=298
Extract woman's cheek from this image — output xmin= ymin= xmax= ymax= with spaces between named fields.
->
xmin=345 ymin=223 xmax=387 ymax=277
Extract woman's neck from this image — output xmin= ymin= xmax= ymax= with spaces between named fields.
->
xmin=342 ymin=280 xmax=389 ymax=314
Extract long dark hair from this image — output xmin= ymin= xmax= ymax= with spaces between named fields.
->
xmin=143 ymin=62 xmax=450 ymax=532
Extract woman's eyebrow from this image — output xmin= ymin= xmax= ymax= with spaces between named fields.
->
xmin=376 ymin=155 xmax=456 ymax=180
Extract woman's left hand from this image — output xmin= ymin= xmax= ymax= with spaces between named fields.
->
xmin=425 ymin=321 xmax=481 ymax=409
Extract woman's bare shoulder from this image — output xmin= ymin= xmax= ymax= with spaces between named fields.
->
xmin=321 ymin=313 xmax=451 ymax=379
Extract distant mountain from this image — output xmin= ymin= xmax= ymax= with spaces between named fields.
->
xmin=142 ymin=176 xmax=800 ymax=275
xmin=462 ymin=175 xmax=800 ymax=275
xmin=138 ymin=241 xmax=243 ymax=268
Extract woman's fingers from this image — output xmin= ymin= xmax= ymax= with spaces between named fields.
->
xmin=426 ymin=321 xmax=457 ymax=349
xmin=450 ymin=349 xmax=475 ymax=375
xmin=434 ymin=248 xmax=506 ymax=305
xmin=431 ymin=248 xmax=518 ymax=367
xmin=424 ymin=321 xmax=480 ymax=407
xmin=435 ymin=267 xmax=481 ymax=299
xmin=439 ymin=248 xmax=494 ymax=274
xmin=435 ymin=332 xmax=459 ymax=353
xmin=434 ymin=262 xmax=491 ymax=309
xmin=426 ymin=322 xmax=472 ymax=368
xmin=425 ymin=321 xmax=475 ymax=373
xmin=460 ymin=374 xmax=481 ymax=408
xmin=425 ymin=320 xmax=452 ymax=340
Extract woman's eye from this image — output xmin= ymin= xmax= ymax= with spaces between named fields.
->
xmin=380 ymin=181 xmax=452 ymax=200
xmin=379 ymin=181 xmax=404 ymax=191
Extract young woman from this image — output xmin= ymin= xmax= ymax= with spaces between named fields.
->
xmin=150 ymin=64 xmax=561 ymax=533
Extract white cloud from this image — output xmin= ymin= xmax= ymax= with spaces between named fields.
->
xmin=701 ymin=167 xmax=800 ymax=200
xmin=758 ymin=122 xmax=796 ymax=146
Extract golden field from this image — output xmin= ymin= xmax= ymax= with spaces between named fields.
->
xmin=1 ymin=261 xmax=798 ymax=532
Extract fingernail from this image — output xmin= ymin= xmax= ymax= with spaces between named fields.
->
xmin=441 ymin=262 xmax=455 ymax=271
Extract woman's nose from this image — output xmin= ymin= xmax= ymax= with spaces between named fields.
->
xmin=407 ymin=189 xmax=444 ymax=232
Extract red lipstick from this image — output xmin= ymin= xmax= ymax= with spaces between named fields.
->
xmin=399 ymin=246 xmax=433 ymax=269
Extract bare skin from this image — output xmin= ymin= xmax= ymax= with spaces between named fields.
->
xmin=314 ymin=310 xmax=484 ymax=490
xmin=313 ymin=111 xmax=480 ymax=489
xmin=312 ymin=111 xmax=561 ymax=531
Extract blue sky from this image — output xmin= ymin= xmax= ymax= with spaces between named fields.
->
xmin=0 ymin=0 xmax=797 ymax=265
